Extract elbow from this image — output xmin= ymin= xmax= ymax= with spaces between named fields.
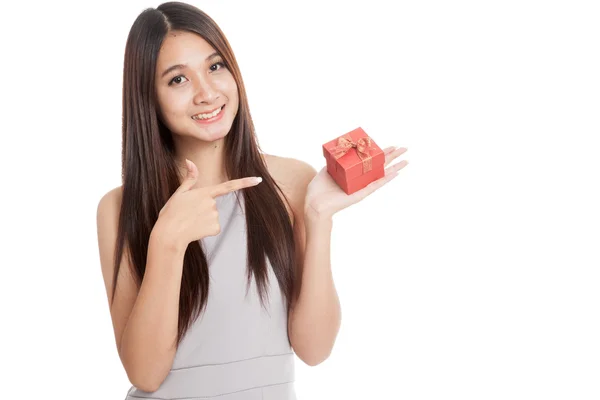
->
xmin=300 ymin=349 xmax=332 ymax=367
xmin=305 ymin=356 xmax=330 ymax=367
xmin=128 ymin=372 xmax=162 ymax=394
xmin=133 ymin=382 xmax=159 ymax=394
xmin=129 ymin=378 xmax=160 ymax=393
xmin=124 ymin=360 xmax=167 ymax=393
xmin=290 ymin=333 xmax=337 ymax=367
xmin=120 ymin=346 xmax=172 ymax=393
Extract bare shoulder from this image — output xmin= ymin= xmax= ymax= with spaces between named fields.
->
xmin=96 ymin=185 xmax=126 ymax=295
xmin=263 ymin=154 xmax=317 ymax=190
xmin=97 ymin=185 xmax=123 ymax=217
xmin=96 ymin=184 xmax=139 ymax=310
xmin=263 ymin=154 xmax=318 ymax=217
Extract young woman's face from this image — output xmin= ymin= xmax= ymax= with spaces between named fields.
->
xmin=155 ymin=30 xmax=239 ymax=143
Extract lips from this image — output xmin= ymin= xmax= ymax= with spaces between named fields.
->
xmin=191 ymin=105 xmax=225 ymax=120
xmin=191 ymin=104 xmax=226 ymax=124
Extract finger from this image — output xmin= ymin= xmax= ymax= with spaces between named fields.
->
xmin=385 ymin=159 xmax=409 ymax=174
xmin=384 ymin=147 xmax=408 ymax=166
xmin=382 ymin=146 xmax=396 ymax=155
xmin=175 ymin=159 xmax=199 ymax=193
xmin=210 ymin=176 xmax=262 ymax=198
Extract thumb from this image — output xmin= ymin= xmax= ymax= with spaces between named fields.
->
xmin=177 ymin=159 xmax=198 ymax=192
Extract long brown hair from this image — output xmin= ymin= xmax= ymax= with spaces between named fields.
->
xmin=111 ymin=1 xmax=296 ymax=348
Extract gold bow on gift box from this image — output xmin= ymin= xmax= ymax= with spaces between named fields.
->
xmin=331 ymin=134 xmax=374 ymax=173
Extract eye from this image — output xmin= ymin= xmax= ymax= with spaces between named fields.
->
xmin=210 ymin=61 xmax=226 ymax=72
xmin=168 ymin=75 xmax=188 ymax=86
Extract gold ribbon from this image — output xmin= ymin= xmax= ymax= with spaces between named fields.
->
xmin=331 ymin=134 xmax=374 ymax=173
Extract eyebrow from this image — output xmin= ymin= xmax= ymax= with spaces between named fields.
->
xmin=160 ymin=52 xmax=221 ymax=78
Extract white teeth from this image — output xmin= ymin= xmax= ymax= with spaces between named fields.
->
xmin=193 ymin=106 xmax=223 ymax=120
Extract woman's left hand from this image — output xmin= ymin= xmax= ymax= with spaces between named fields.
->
xmin=304 ymin=146 xmax=409 ymax=221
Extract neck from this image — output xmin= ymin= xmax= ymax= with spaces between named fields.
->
xmin=174 ymin=136 xmax=228 ymax=189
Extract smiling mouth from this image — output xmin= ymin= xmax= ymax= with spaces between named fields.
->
xmin=191 ymin=105 xmax=225 ymax=120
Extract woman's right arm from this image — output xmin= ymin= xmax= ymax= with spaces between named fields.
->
xmin=97 ymin=187 xmax=186 ymax=393
xmin=97 ymin=163 xmax=260 ymax=391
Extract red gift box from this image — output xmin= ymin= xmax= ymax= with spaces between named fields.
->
xmin=322 ymin=127 xmax=385 ymax=195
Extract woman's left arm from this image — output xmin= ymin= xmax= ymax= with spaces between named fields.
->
xmin=288 ymin=205 xmax=338 ymax=367
xmin=288 ymin=145 xmax=408 ymax=366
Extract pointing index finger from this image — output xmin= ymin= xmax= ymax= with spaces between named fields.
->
xmin=210 ymin=177 xmax=262 ymax=198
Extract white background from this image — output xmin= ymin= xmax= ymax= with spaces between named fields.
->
xmin=1 ymin=1 xmax=599 ymax=399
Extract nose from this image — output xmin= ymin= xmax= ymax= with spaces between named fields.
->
xmin=192 ymin=75 xmax=218 ymax=104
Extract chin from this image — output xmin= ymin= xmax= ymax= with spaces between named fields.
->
xmin=196 ymin=124 xmax=231 ymax=142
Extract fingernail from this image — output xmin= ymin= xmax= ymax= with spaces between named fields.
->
xmin=254 ymin=177 xmax=263 ymax=184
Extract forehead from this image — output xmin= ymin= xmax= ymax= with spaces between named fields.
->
xmin=157 ymin=31 xmax=215 ymax=68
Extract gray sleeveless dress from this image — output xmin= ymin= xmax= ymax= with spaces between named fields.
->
xmin=125 ymin=191 xmax=297 ymax=400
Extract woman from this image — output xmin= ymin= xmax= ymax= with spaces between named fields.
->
xmin=96 ymin=2 xmax=408 ymax=399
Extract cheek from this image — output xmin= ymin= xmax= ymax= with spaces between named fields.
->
xmin=215 ymin=75 xmax=238 ymax=100
xmin=225 ymin=83 xmax=239 ymax=108
xmin=159 ymin=91 xmax=187 ymax=118
xmin=156 ymin=94 xmax=188 ymax=131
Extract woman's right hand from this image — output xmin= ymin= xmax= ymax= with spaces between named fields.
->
xmin=154 ymin=159 xmax=262 ymax=249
